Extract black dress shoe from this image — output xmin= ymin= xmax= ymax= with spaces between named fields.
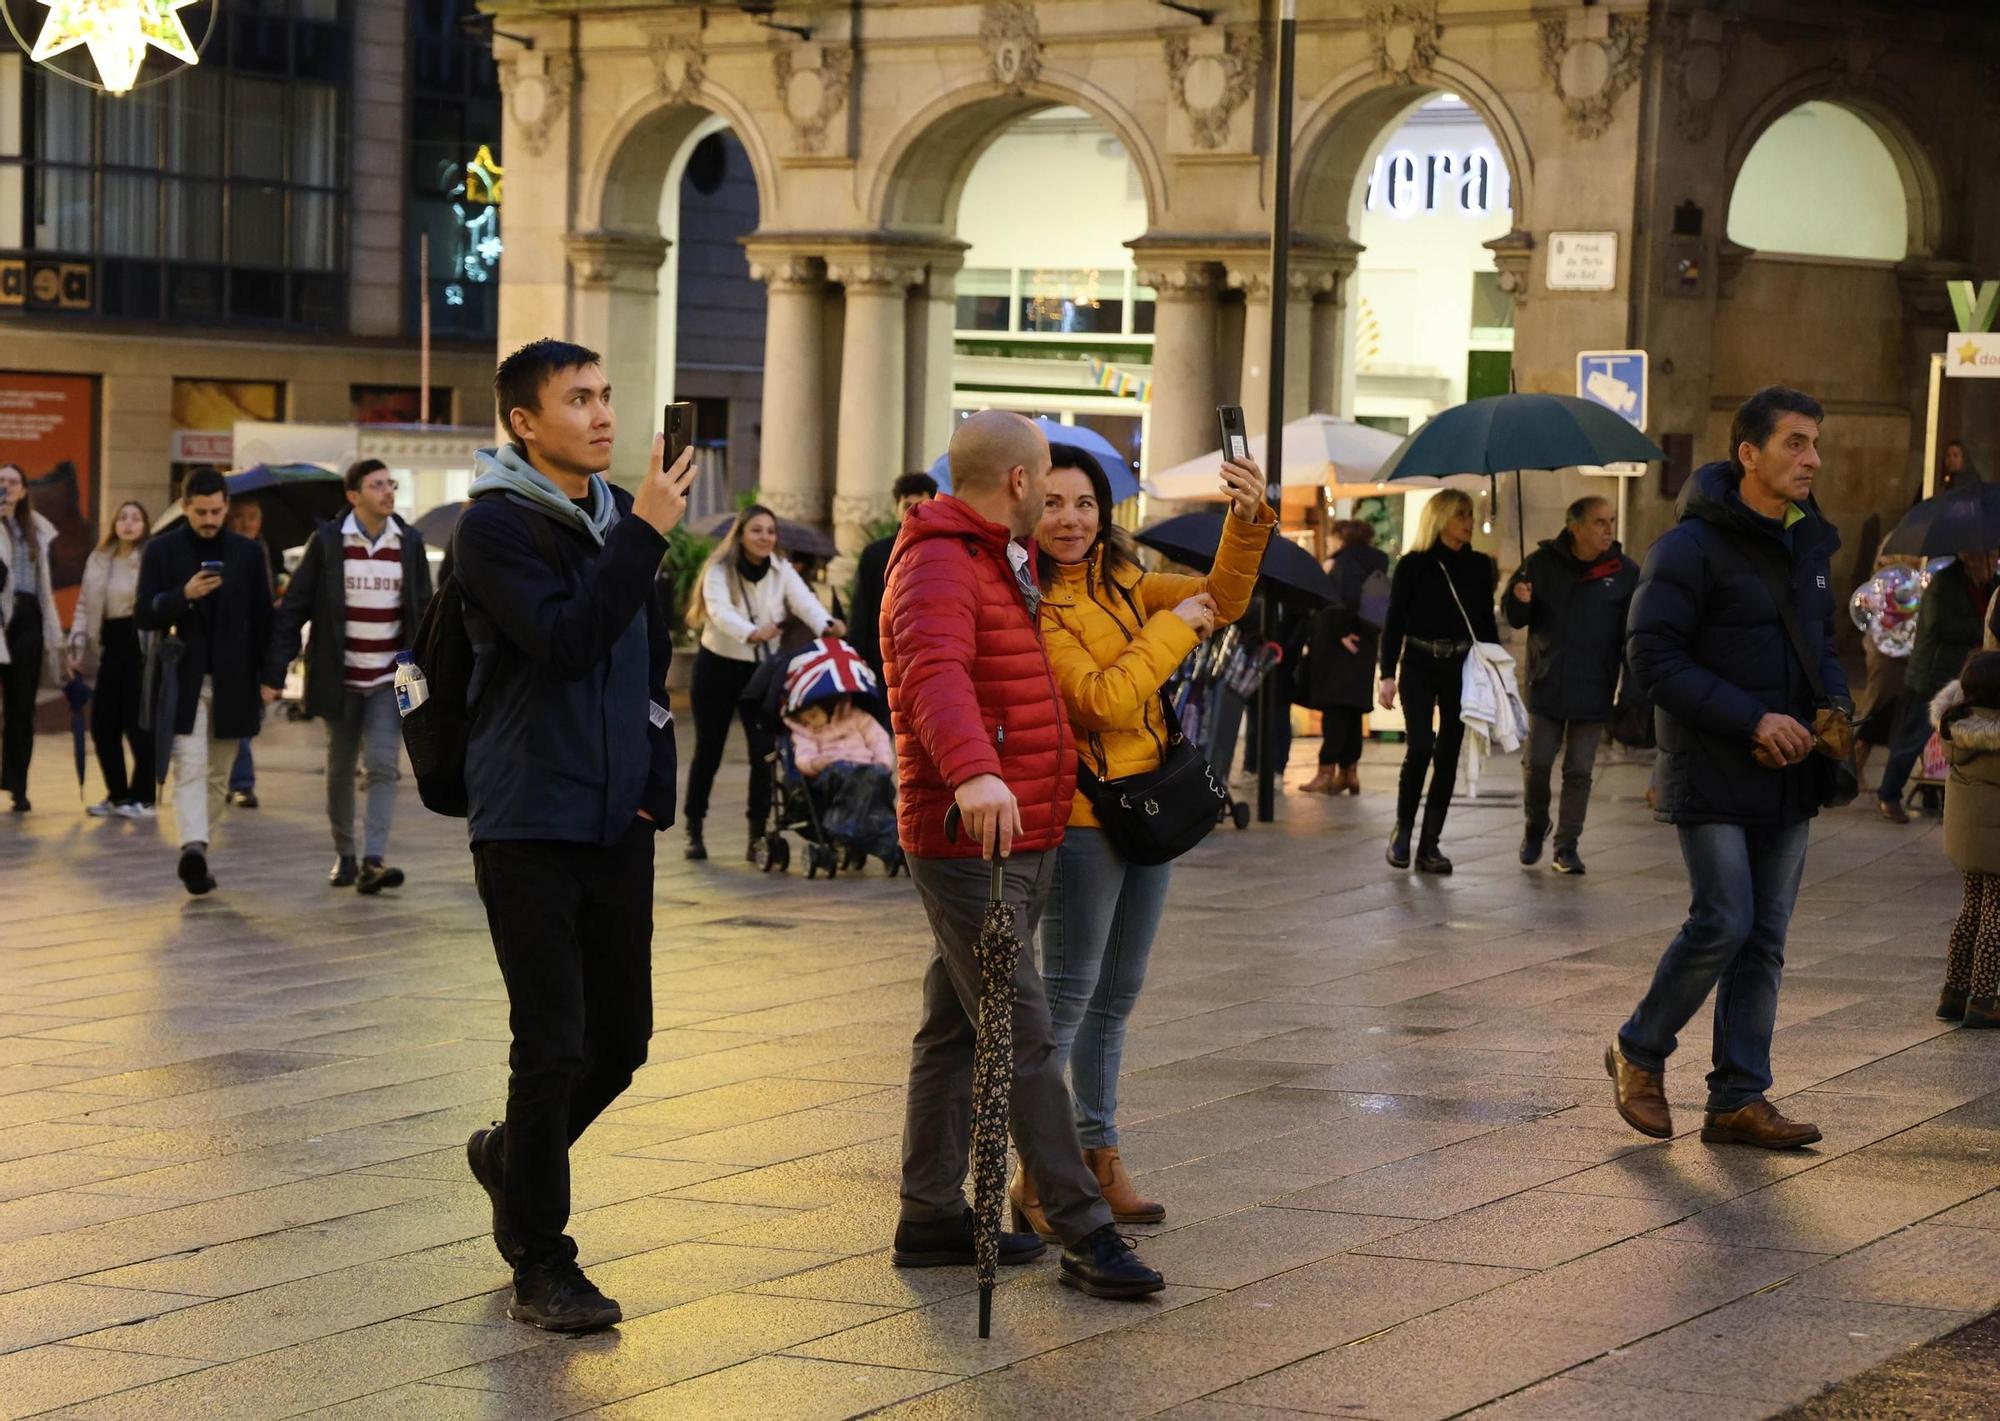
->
xmin=8 ymin=793 xmax=28 ymax=813
xmin=1059 ymin=1224 xmax=1165 ymax=1299
xmin=1938 ymin=986 xmax=1969 ymax=1022
xmin=329 ymin=856 xmax=358 ymax=888
xmin=466 ymin=1126 xmax=516 ymax=1263
xmin=508 ymin=1260 xmax=621 ymax=1332
xmin=891 ymin=1208 xmax=1048 ymax=1269
xmin=1520 ymin=825 xmax=1547 ymax=866
xmin=356 ymin=860 xmax=405 ymax=895
xmin=1386 ymin=824 xmax=1412 ymax=870
xmin=229 ymin=789 xmax=259 ymax=809
xmin=1552 ymin=844 xmax=1586 ymax=875
xmin=1414 ymin=842 xmax=1453 ymax=875
xmin=177 ymin=848 xmax=216 ymax=896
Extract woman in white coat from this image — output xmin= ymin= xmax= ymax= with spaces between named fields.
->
xmin=67 ymin=500 xmax=156 ymax=818
xmin=0 ymin=463 xmax=66 ymax=813
xmin=682 ymin=504 xmax=842 ymax=861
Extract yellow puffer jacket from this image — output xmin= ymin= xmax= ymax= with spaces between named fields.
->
xmin=1040 ymin=504 xmax=1274 ymax=828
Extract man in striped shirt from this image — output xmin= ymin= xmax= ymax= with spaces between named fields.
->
xmin=264 ymin=460 xmax=435 ymax=893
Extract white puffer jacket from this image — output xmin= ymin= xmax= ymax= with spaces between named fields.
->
xmin=698 ymin=555 xmax=834 ymax=663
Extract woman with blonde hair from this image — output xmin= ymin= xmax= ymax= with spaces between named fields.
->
xmin=681 ymin=504 xmax=842 ymax=861
xmin=1377 ymin=488 xmax=1499 ymax=873
xmin=67 ymin=500 xmax=156 ymax=817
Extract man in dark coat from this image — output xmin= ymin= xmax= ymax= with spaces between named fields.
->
xmin=262 ymin=459 xmax=435 ymax=891
xmin=1872 ymin=546 xmax=1996 ymax=821
xmin=847 ymin=470 xmax=936 ymax=726
xmin=1298 ymin=521 xmax=1389 ymax=794
xmin=1503 ymin=495 xmax=1637 ymax=873
xmin=135 ymin=467 xmax=274 ymax=895
xmin=1609 ymin=387 xmax=1848 ymax=1153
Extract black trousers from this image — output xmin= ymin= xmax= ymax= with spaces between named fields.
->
xmin=682 ymin=647 xmax=773 ymax=828
xmin=472 ymin=820 xmax=655 ymax=1270
xmin=91 ymin=619 xmax=154 ymax=806
xmin=1394 ymin=646 xmax=1466 ymax=845
xmin=1319 ymin=707 xmax=1364 ymax=767
xmin=1 ymin=600 xmax=43 ymax=798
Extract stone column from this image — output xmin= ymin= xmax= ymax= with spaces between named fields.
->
xmin=348 ymin=0 xmax=408 ymax=338
xmin=905 ymin=250 xmax=965 ymax=477
xmin=1306 ymin=242 xmax=1361 ymax=416
xmin=1231 ymin=267 xmax=1312 ymax=438
xmin=1136 ymin=260 xmax=1222 ymax=473
xmin=827 ymin=250 xmax=924 ymax=574
xmin=564 ymin=229 xmax=670 ymax=491
xmin=747 ymin=247 xmax=831 ymax=524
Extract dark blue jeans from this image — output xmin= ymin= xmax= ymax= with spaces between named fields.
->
xmin=1873 ymin=691 xmax=1934 ymax=807
xmin=1618 ymin=819 xmax=1810 ymax=1113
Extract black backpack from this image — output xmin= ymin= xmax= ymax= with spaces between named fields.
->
xmin=401 ymin=492 xmax=565 ymax=817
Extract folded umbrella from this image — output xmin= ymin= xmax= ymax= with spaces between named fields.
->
xmin=694 ymin=511 xmax=837 ymax=561
xmin=930 ymin=418 xmax=1141 ymax=503
xmin=1881 ymin=482 xmax=2000 ymax=558
xmin=63 ymin=675 xmax=91 ymax=804
xmin=1136 ymin=512 xmax=1336 ymax=606
xmin=147 ymin=636 xmax=184 ymax=786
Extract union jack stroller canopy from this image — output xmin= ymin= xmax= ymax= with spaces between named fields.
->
xmin=783 ymin=638 xmax=881 ymax=717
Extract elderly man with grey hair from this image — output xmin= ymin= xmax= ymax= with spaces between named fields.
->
xmin=1503 ymin=494 xmax=1637 ymax=875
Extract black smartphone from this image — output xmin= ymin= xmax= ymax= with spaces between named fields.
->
xmin=663 ymin=401 xmax=696 ymax=468
xmin=1216 ymin=404 xmax=1250 ymax=462
xmin=200 ymin=559 xmax=225 ymax=578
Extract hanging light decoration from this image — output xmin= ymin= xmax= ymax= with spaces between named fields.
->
xmin=8 ymin=0 xmax=208 ymax=95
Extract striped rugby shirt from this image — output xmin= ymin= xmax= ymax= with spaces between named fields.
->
xmin=341 ymin=511 xmax=405 ymax=692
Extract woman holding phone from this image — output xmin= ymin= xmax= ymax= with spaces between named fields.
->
xmin=1010 ymin=441 xmax=1271 ymax=1234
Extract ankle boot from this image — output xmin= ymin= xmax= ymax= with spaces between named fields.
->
xmin=1301 ymin=768 xmax=1336 ymax=794
xmin=684 ymin=820 xmax=707 ymax=862
xmin=1386 ymin=823 xmax=1412 ymax=869
xmin=1415 ymin=839 xmax=1453 ymax=875
xmin=1343 ymin=763 xmax=1361 ymax=795
xmin=1937 ymin=985 xmax=1968 ymax=1022
xmin=1964 ymin=996 xmax=2000 ymax=1029
xmin=1008 ymin=1166 xmax=1057 ymax=1240
xmin=1085 ymin=1146 xmax=1164 ymax=1223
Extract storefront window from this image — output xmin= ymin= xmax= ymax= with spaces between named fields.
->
xmin=955 ymin=268 xmax=1012 ymax=331
xmin=407 ymin=0 xmax=503 ymax=340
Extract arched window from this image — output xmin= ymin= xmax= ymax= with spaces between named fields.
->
xmin=1727 ymin=101 xmax=1907 ymax=261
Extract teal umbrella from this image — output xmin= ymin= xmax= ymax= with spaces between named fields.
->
xmin=1378 ymin=394 xmax=1665 ymax=557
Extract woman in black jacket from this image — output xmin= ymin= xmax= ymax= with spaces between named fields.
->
xmin=1299 ymin=520 xmax=1388 ymax=795
xmin=1377 ymin=490 xmax=1498 ymax=873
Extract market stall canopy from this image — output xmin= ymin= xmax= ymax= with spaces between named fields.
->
xmin=1145 ymin=414 xmax=1405 ymax=507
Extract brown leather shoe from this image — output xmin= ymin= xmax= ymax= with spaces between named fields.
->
xmin=1085 ymin=1146 xmax=1165 ymax=1224
xmin=1007 ymin=1166 xmax=1057 ymax=1241
xmin=1877 ymin=796 xmax=1910 ymax=825
xmin=1701 ymin=1099 xmax=1822 ymax=1149
xmin=1605 ymin=1043 xmax=1673 ymax=1139
xmin=1300 ymin=769 xmax=1337 ymax=795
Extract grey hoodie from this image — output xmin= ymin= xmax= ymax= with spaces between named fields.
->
xmin=467 ymin=445 xmax=619 ymax=546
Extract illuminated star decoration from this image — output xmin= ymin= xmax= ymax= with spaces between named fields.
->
xmin=1959 ymin=339 xmax=1983 ymax=368
xmin=31 ymin=0 xmax=201 ymax=96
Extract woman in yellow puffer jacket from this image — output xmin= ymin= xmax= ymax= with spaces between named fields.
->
xmin=1009 ymin=442 xmax=1271 ymax=1237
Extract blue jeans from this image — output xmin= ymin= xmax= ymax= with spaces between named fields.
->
xmin=1619 ymin=819 xmax=1810 ymax=1112
xmin=1874 ymin=691 xmax=1933 ymax=807
xmin=229 ymin=738 xmax=254 ymax=793
xmin=1039 ymin=828 xmax=1172 ymax=1148
xmin=326 ymin=684 xmax=401 ymax=861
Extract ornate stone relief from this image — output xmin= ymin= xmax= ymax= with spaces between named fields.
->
xmin=773 ymin=43 xmax=854 ymax=155
xmin=1662 ymin=19 xmax=1727 ymax=144
xmin=747 ymin=253 xmax=824 ymax=290
xmin=646 ymin=29 xmax=706 ymax=107
xmin=563 ymin=230 xmax=670 ymax=286
xmin=1366 ymin=0 xmax=1442 ymax=85
xmin=980 ymin=2 xmax=1042 ymax=93
xmin=1483 ymin=229 xmax=1534 ymax=306
xmin=1164 ymin=28 xmax=1262 ymax=150
xmin=1224 ymin=266 xmax=1338 ymax=303
xmin=825 ymin=256 xmax=924 ymax=292
xmin=500 ymin=51 xmax=575 ymax=159
xmin=1133 ymin=263 xmax=1220 ymax=298
xmin=1537 ymin=13 xmax=1649 ymax=140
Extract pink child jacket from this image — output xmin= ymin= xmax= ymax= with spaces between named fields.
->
xmin=786 ymin=705 xmax=895 ymax=777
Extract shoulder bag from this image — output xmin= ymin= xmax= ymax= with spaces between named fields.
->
xmin=1071 ymin=578 xmax=1228 ymax=865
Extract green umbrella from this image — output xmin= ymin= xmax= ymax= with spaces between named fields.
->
xmin=1378 ymin=394 xmax=1665 ymax=557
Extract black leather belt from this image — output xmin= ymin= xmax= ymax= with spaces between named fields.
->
xmin=1406 ymin=637 xmax=1471 ymax=658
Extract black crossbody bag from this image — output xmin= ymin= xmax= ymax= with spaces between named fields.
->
xmin=1071 ymin=579 xmax=1228 ymax=865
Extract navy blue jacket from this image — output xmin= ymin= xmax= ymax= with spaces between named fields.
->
xmin=136 ymin=524 xmax=274 ymax=741
xmin=1504 ymin=532 xmax=1637 ymax=723
xmin=453 ymin=486 xmax=675 ymax=846
xmin=1628 ymin=461 xmax=1848 ymax=827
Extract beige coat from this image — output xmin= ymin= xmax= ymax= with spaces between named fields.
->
xmin=0 ymin=508 xmax=65 ymax=684
xmin=1934 ymin=682 xmax=2000 ymax=877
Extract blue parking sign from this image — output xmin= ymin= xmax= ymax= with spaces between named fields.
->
xmin=1576 ymin=350 xmax=1647 ymax=431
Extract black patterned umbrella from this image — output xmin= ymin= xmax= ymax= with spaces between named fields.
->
xmin=970 ymin=850 xmax=1016 ymax=1339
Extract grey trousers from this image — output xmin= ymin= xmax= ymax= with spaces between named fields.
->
xmin=902 ymin=851 xmax=1114 ymax=1245
xmin=326 ymin=684 xmax=401 ymax=861
xmin=1523 ymin=712 xmax=1602 ymax=847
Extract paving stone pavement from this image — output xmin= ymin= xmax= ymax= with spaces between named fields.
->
xmin=1 ymin=719 xmax=1997 ymax=1420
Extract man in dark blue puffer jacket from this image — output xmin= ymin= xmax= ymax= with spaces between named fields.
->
xmin=1607 ymin=387 xmax=1850 ymax=1153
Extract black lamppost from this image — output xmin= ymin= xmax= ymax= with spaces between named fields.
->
xmin=1255 ymin=0 xmax=1296 ymax=824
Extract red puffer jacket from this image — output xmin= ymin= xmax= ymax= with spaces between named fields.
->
xmin=882 ymin=495 xmax=1075 ymax=859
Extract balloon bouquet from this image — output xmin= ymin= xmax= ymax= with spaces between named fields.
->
xmin=1849 ymin=559 xmax=1953 ymax=656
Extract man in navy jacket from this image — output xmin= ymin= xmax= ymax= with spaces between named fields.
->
xmin=1608 ymin=387 xmax=1848 ymax=1153
xmin=453 ymin=339 xmax=697 ymax=1334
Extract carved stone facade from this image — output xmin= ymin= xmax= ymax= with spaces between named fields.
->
xmin=980 ymin=2 xmax=1043 ymax=94
xmin=773 ymin=43 xmax=854 ymax=156
xmin=1164 ymin=27 xmax=1262 ymax=151
xmin=1366 ymin=0 xmax=1442 ymax=86
xmin=1537 ymin=13 xmax=1650 ymax=140
xmin=500 ymin=50 xmax=574 ymax=159
xmin=646 ymin=28 xmax=706 ymax=107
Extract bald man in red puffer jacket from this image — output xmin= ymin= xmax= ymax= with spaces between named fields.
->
xmin=880 ymin=410 xmax=1163 ymax=1300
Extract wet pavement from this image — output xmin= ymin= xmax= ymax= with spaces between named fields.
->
xmin=1 ymin=718 xmax=1996 ymax=1419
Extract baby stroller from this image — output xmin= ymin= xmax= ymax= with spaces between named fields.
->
xmin=743 ymin=638 xmax=905 ymax=879
xmin=1171 ymin=623 xmax=1277 ymax=832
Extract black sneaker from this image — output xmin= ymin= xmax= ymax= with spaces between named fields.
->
xmin=177 ymin=847 xmax=216 ymax=896
xmin=508 ymin=1259 xmax=622 ymax=1333
xmin=1552 ymin=843 xmax=1586 ymax=875
xmin=329 ymin=856 xmax=358 ymax=888
xmin=356 ymin=860 xmax=405 ymax=895
xmin=466 ymin=1126 xmax=515 ymax=1263
xmin=1520 ymin=824 xmax=1547 ymax=866
xmin=891 ymin=1208 xmax=1048 ymax=1269
xmin=229 ymin=789 xmax=259 ymax=809
xmin=1060 ymin=1225 xmax=1164 ymax=1299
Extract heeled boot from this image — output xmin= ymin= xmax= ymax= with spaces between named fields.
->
xmin=1342 ymin=763 xmax=1362 ymax=796
xmin=1301 ymin=768 xmax=1337 ymax=794
xmin=1084 ymin=1146 xmax=1165 ymax=1224
xmin=1008 ymin=1166 xmax=1057 ymax=1241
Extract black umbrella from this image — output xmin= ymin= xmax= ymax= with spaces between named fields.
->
xmin=146 ymin=636 xmax=185 ymax=786
xmin=695 ymin=511 xmax=837 ymax=561
xmin=63 ymin=675 xmax=91 ymax=803
xmin=1377 ymin=393 xmax=1666 ymax=558
xmin=152 ymin=464 xmax=350 ymax=555
xmin=1136 ymin=513 xmax=1337 ymax=606
xmin=414 ymin=501 xmax=467 ymax=548
xmin=1881 ymin=481 xmax=2000 ymax=558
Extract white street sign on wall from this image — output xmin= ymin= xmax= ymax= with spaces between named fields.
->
xmin=1546 ymin=232 xmax=1618 ymax=291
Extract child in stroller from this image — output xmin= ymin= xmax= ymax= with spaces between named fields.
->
xmin=747 ymin=637 xmax=904 ymax=878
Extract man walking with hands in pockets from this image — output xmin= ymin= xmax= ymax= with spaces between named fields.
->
xmin=454 ymin=339 xmax=698 ymax=1333
xmin=882 ymin=409 xmax=1164 ymax=1300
